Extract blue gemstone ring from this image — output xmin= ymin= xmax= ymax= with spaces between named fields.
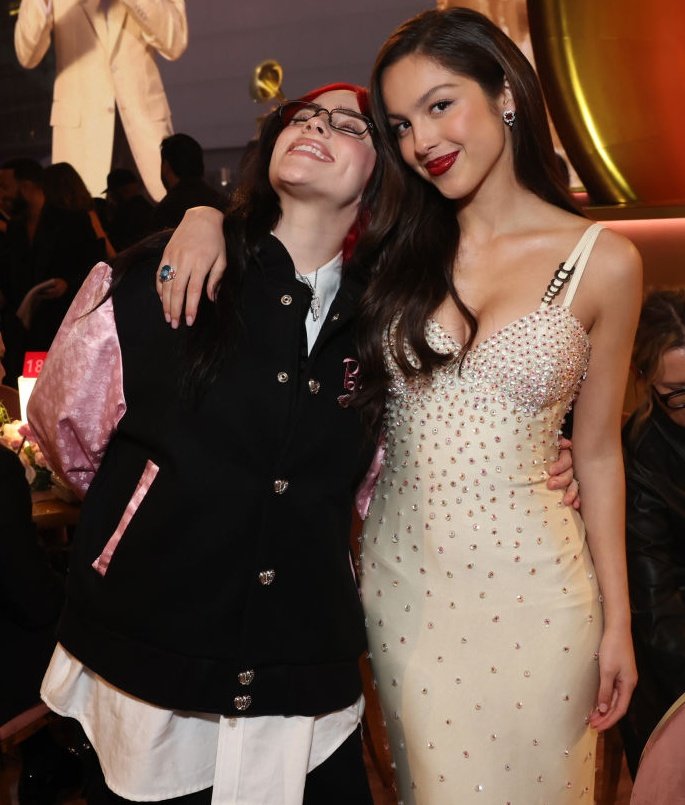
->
xmin=159 ymin=264 xmax=176 ymax=283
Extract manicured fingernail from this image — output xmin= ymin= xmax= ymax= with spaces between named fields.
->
xmin=165 ymin=312 xmax=171 ymax=323
xmin=171 ymin=318 xmax=179 ymax=330
xmin=186 ymin=315 xmax=194 ymax=326
xmin=598 ymin=703 xmax=608 ymax=714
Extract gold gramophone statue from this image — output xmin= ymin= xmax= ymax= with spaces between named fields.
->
xmin=249 ymin=60 xmax=285 ymax=104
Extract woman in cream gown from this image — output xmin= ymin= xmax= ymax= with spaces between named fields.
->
xmin=358 ymin=8 xmax=640 ymax=804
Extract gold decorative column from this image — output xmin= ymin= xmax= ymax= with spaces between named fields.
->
xmin=528 ymin=0 xmax=685 ymax=206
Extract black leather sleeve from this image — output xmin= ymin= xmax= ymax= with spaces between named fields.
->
xmin=626 ymin=461 xmax=685 ymax=705
xmin=0 ymin=446 xmax=64 ymax=629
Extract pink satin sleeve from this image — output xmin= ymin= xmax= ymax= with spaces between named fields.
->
xmin=355 ymin=436 xmax=386 ymax=521
xmin=27 ymin=262 xmax=127 ymax=499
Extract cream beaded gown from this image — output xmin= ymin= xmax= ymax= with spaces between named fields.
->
xmin=361 ymin=224 xmax=604 ymax=805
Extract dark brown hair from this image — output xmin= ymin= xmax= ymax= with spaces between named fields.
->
xmin=354 ymin=7 xmax=582 ymax=427
xmin=627 ymin=289 xmax=685 ymax=441
xmin=43 ymin=162 xmax=93 ymax=211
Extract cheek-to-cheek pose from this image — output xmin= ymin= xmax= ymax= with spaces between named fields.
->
xmin=356 ymin=8 xmax=640 ymax=804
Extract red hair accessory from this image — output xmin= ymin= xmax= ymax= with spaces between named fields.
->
xmin=297 ymin=82 xmax=370 ymax=117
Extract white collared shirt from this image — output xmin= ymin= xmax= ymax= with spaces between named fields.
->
xmin=294 ymin=251 xmax=343 ymax=353
xmin=42 ymin=645 xmax=363 ymax=803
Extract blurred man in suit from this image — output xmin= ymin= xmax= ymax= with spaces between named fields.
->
xmin=14 ymin=0 xmax=188 ymax=201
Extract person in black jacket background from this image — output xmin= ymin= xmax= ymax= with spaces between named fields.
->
xmin=0 ymin=441 xmax=63 ymax=726
xmin=620 ymin=288 xmax=685 ymax=776
xmin=0 ymin=331 xmax=86 ymax=803
xmin=0 ymin=330 xmax=63 ymax=726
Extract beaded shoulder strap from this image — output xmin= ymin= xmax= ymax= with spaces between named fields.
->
xmin=540 ymin=262 xmax=576 ymax=306
xmin=540 ymin=222 xmax=604 ymax=308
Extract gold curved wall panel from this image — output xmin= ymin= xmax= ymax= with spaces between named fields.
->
xmin=528 ymin=0 xmax=685 ymax=206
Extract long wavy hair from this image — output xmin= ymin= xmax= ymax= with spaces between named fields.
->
xmin=627 ymin=289 xmax=685 ymax=442
xmin=43 ymin=162 xmax=94 ymax=211
xmin=107 ymin=84 xmax=381 ymax=402
xmin=354 ymin=7 xmax=583 ymax=428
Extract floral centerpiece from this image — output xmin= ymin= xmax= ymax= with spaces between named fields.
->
xmin=0 ymin=403 xmax=52 ymax=490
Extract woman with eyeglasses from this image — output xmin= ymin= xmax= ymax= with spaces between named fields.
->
xmin=27 ymin=83 xmax=379 ymax=805
xmin=620 ymin=288 xmax=685 ymax=778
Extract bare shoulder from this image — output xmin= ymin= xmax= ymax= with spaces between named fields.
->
xmin=551 ymin=212 xmax=641 ymax=276
xmin=550 ymin=219 xmax=642 ymax=330
xmin=591 ymin=225 xmax=642 ymax=284
xmin=581 ymin=225 xmax=642 ymax=328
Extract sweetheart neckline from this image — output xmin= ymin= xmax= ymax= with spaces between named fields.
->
xmin=427 ymin=306 xmax=590 ymax=355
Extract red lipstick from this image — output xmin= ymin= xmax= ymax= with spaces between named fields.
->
xmin=425 ymin=152 xmax=458 ymax=176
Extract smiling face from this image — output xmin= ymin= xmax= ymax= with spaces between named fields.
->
xmin=381 ymin=54 xmax=513 ymax=201
xmin=269 ymin=89 xmax=376 ymax=210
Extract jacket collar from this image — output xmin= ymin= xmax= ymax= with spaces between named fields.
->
xmin=252 ymin=234 xmax=365 ymax=359
xmin=254 ymin=231 xmax=365 ymax=304
xmin=80 ymin=0 xmax=126 ymax=57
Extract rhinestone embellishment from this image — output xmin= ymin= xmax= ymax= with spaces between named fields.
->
xmin=258 ymin=569 xmax=276 ymax=586
xmin=233 ymin=695 xmax=252 ymax=711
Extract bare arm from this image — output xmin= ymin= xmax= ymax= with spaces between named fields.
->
xmin=156 ymin=206 xmax=226 ymax=328
xmin=571 ymin=231 xmax=642 ymax=731
xmin=14 ymin=0 xmax=53 ymax=69
xmin=120 ymin=0 xmax=188 ymax=60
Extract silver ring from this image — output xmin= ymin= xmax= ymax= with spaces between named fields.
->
xmin=159 ymin=264 xmax=176 ymax=284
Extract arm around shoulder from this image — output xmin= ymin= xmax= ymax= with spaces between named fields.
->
xmin=156 ymin=205 xmax=227 ymax=327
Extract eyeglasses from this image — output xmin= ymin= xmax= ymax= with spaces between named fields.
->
xmin=278 ymin=101 xmax=374 ymax=139
xmin=653 ymin=386 xmax=685 ymax=409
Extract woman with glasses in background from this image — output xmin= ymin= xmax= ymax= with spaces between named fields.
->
xmin=620 ymin=288 xmax=685 ymax=777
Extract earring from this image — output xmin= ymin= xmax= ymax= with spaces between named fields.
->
xmin=503 ymin=109 xmax=516 ymax=127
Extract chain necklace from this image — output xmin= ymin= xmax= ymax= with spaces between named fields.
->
xmin=295 ymin=268 xmax=321 ymax=321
